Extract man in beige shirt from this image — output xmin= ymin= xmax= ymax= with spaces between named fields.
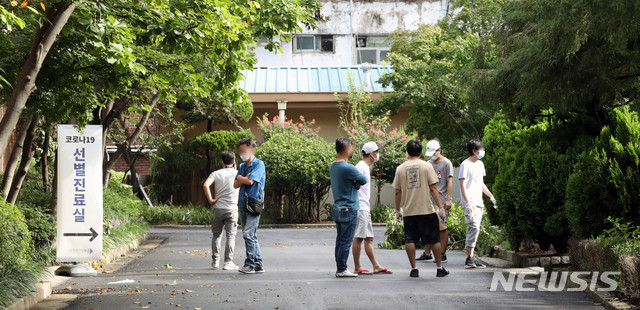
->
xmin=392 ymin=140 xmax=449 ymax=278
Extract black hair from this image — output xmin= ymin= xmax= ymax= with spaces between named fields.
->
xmin=361 ymin=150 xmax=371 ymax=158
xmin=336 ymin=137 xmax=352 ymax=154
xmin=467 ymin=139 xmax=484 ymax=156
xmin=238 ymin=138 xmax=255 ymax=148
xmin=406 ymin=139 xmax=422 ymax=157
xmin=221 ymin=151 xmax=235 ymax=165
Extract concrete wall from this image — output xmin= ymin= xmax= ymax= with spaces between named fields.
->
xmin=254 ymin=0 xmax=451 ymax=67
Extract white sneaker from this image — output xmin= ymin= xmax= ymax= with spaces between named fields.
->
xmin=335 ymin=270 xmax=358 ymax=278
xmin=223 ymin=262 xmax=239 ymax=270
xmin=211 ymin=261 xmax=219 ymax=270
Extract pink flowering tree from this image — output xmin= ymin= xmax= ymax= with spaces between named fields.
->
xmin=336 ymin=82 xmax=418 ymax=207
xmin=257 ymin=113 xmax=320 ymax=141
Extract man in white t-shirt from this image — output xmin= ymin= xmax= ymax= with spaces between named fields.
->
xmin=459 ymin=139 xmax=498 ymax=269
xmin=203 ymin=151 xmax=240 ymax=271
xmin=352 ymin=142 xmax=392 ymax=275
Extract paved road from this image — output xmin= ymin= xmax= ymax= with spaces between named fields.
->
xmin=48 ymin=226 xmax=601 ymax=310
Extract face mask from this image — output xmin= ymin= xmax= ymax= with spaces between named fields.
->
xmin=477 ymin=150 xmax=485 ymax=159
xmin=373 ymin=153 xmax=380 ymax=162
xmin=240 ymin=153 xmax=250 ymax=162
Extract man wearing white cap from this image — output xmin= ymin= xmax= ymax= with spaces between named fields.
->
xmin=352 ymin=142 xmax=392 ymax=275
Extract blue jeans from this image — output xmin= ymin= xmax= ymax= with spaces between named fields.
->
xmin=239 ymin=208 xmax=262 ymax=267
xmin=332 ymin=207 xmax=358 ymax=273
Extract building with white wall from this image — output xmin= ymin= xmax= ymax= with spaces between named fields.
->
xmin=254 ymin=0 xmax=451 ymax=67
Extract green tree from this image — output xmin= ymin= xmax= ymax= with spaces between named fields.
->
xmin=481 ymin=0 xmax=640 ymax=126
xmin=374 ymin=23 xmax=498 ymax=163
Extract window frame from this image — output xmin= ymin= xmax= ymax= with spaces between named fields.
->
xmin=293 ymin=35 xmax=334 ymax=53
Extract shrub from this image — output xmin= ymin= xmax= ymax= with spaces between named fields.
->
xmin=256 ymin=132 xmax=333 ymax=223
xmin=0 ymin=199 xmax=31 ymax=269
xmin=370 ymin=205 xmax=394 ymax=223
xmin=565 ymin=107 xmax=640 ymax=237
xmin=483 ymin=112 xmax=594 ymax=252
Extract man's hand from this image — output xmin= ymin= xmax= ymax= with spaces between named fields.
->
xmin=436 ymin=207 xmax=446 ymax=221
xmin=354 ymin=180 xmax=361 ymax=190
xmin=208 ymin=197 xmax=219 ymax=205
xmin=465 ymin=205 xmax=473 ymax=215
xmin=490 ymin=196 xmax=497 ymax=209
xmin=444 ymin=199 xmax=452 ymax=210
xmin=395 ymin=210 xmax=403 ymax=222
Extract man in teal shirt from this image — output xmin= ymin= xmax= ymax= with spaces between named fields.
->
xmin=330 ymin=137 xmax=367 ymax=277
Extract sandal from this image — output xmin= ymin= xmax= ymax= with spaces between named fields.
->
xmin=356 ymin=269 xmax=373 ymax=275
xmin=374 ymin=268 xmax=393 ymax=274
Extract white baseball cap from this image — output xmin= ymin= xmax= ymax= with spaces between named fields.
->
xmin=425 ymin=140 xmax=441 ymax=157
xmin=362 ymin=141 xmax=379 ymax=154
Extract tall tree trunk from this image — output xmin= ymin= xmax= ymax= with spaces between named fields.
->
xmin=7 ymin=115 xmax=40 ymax=205
xmin=1 ymin=115 xmax=34 ymax=198
xmin=41 ymin=129 xmax=50 ymax=192
xmin=0 ymin=3 xmax=76 ymax=157
xmin=103 ymin=93 xmax=160 ymax=187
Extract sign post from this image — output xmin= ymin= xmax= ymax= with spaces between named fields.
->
xmin=55 ymin=125 xmax=103 ymax=276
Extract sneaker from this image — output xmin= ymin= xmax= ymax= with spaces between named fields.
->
xmin=436 ymin=267 xmax=450 ymax=277
xmin=416 ymin=252 xmax=433 ymax=261
xmin=239 ymin=265 xmax=255 ymax=274
xmin=474 ymin=257 xmax=487 ymax=269
xmin=409 ymin=268 xmax=419 ymax=278
xmin=254 ymin=266 xmax=265 ymax=273
xmin=432 ymin=253 xmax=448 ymax=263
xmin=222 ymin=262 xmax=239 ymax=270
xmin=465 ymin=256 xmax=477 ymax=269
xmin=335 ymin=270 xmax=358 ymax=277
xmin=211 ymin=261 xmax=219 ymax=270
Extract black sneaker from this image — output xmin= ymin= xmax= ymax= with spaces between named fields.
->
xmin=432 ymin=253 xmax=448 ymax=263
xmin=474 ymin=257 xmax=486 ymax=269
xmin=416 ymin=252 xmax=433 ymax=261
xmin=410 ymin=268 xmax=419 ymax=277
xmin=464 ymin=256 xmax=477 ymax=269
xmin=436 ymin=267 xmax=450 ymax=277
xmin=254 ymin=266 xmax=265 ymax=273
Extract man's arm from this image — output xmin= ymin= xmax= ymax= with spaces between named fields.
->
xmin=445 ymin=176 xmax=453 ymax=210
xmin=395 ymin=189 xmax=403 ymax=220
xmin=203 ymin=178 xmax=217 ymax=205
xmin=482 ymin=183 xmax=493 ymax=199
xmin=429 ymin=184 xmax=443 ymax=209
xmin=235 ymin=173 xmax=254 ymax=186
xmin=350 ymin=166 xmax=367 ymax=185
xmin=460 ymin=178 xmax=471 ymax=208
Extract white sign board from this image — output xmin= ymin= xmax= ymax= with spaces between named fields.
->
xmin=56 ymin=125 xmax=103 ymax=262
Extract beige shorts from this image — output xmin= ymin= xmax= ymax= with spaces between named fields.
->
xmin=354 ymin=210 xmax=374 ymax=239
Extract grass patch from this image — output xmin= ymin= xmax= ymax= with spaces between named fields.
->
xmin=143 ymin=204 xmax=212 ymax=225
xmin=0 ymin=260 xmax=48 ymax=308
xmin=103 ymin=221 xmax=150 ymax=254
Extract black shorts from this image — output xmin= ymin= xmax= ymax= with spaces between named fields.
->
xmin=403 ymin=213 xmax=440 ymax=245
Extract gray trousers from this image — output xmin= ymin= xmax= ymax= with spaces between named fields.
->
xmin=464 ymin=205 xmax=484 ymax=248
xmin=211 ymin=208 xmax=238 ymax=263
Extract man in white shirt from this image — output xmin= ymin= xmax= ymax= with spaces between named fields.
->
xmin=203 ymin=151 xmax=240 ymax=271
xmin=352 ymin=142 xmax=392 ymax=275
xmin=459 ymin=139 xmax=498 ymax=269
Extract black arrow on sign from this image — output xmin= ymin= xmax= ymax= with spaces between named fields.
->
xmin=63 ymin=227 xmax=99 ymax=242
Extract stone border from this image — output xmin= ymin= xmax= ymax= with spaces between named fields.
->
xmin=586 ymin=287 xmax=635 ymax=310
xmin=495 ymin=249 xmax=570 ymax=268
xmin=5 ymin=234 xmax=149 ymax=310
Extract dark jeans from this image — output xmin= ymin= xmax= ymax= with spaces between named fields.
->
xmin=332 ymin=207 xmax=358 ymax=273
xmin=239 ymin=208 xmax=262 ymax=268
